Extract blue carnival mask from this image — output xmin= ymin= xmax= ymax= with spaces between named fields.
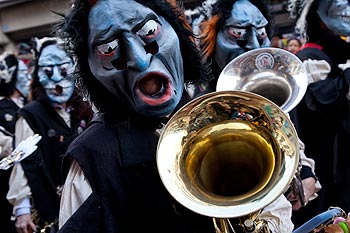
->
xmin=88 ymin=0 xmax=184 ymax=118
xmin=16 ymin=60 xmax=32 ymax=98
xmin=317 ymin=0 xmax=350 ymax=36
xmin=214 ymin=0 xmax=270 ymax=70
xmin=38 ymin=44 xmax=75 ymax=104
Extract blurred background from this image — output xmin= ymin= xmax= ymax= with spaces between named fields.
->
xmin=0 ymin=0 xmax=294 ymax=53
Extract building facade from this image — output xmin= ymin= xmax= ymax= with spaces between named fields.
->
xmin=0 ymin=0 xmax=71 ymax=51
xmin=0 ymin=0 xmax=294 ymax=52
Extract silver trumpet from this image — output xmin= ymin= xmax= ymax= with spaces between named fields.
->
xmin=216 ymin=47 xmax=308 ymax=113
xmin=215 ymin=48 xmax=350 ymax=232
xmin=217 ymin=47 xmax=309 ymax=208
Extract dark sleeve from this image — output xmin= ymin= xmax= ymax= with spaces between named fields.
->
xmin=300 ymin=165 xmax=318 ymax=181
xmin=297 ymin=48 xmax=349 ymax=117
xmin=58 ymin=192 xmax=102 ymax=233
xmin=342 ymin=67 xmax=350 ymax=86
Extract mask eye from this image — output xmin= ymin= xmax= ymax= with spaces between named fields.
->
xmin=97 ymin=39 xmax=119 ymax=56
xmin=42 ymin=66 xmax=53 ymax=78
xmin=256 ymin=27 xmax=267 ymax=39
xmin=137 ymin=20 xmax=160 ymax=39
xmin=227 ymin=27 xmax=247 ymax=38
xmin=59 ymin=63 xmax=72 ymax=77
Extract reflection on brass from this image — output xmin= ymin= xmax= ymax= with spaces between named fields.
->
xmin=157 ymin=91 xmax=299 ymax=232
xmin=32 ymin=208 xmax=58 ymax=233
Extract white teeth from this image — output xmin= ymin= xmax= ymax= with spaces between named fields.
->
xmin=336 ymin=13 xmax=350 ymax=22
xmin=341 ymin=16 xmax=350 ymax=22
xmin=46 ymin=85 xmax=72 ymax=90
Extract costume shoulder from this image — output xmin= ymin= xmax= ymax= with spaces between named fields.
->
xmin=65 ymin=119 xmax=122 ymax=189
xmin=20 ymin=100 xmax=42 ymax=112
xmin=66 ymin=117 xmax=159 ymax=190
xmin=0 ymin=98 xmax=19 ymax=133
xmin=19 ymin=100 xmax=72 ymax=135
xmin=67 ymin=119 xmax=118 ymax=158
xmin=18 ymin=101 xmax=47 ymax=125
xmin=296 ymin=46 xmax=332 ymax=65
xmin=0 ymin=97 xmax=19 ymax=109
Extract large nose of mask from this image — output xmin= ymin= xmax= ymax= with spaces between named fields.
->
xmin=124 ymin=33 xmax=152 ymax=71
xmin=50 ymin=66 xmax=66 ymax=82
xmin=244 ymin=29 xmax=262 ymax=50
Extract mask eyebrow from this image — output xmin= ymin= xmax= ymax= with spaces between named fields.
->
xmin=132 ymin=13 xmax=158 ymax=33
xmin=225 ymin=25 xmax=247 ymax=29
xmin=92 ymin=25 xmax=117 ymax=47
xmin=39 ymin=61 xmax=72 ymax=67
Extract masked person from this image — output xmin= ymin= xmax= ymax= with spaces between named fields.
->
xmin=55 ymin=0 xmax=298 ymax=232
xmin=6 ymin=37 xmax=92 ymax=233
xmin=287 ymin=0 xmax=350 ymax=228
xmin=16 ymin=59 xmax=32 ymax=102
xmin=191 ymin=0 xmax=320 ymax=214
xmin=0 ymin=52 xmax=22 ymax=233
xmin=55 ymin=0 xmax=217 ymax=232
xmin=0 ymin=53 xmax=30 ymax=138
xmin=191 ymin=0 xmax=271 ymax=96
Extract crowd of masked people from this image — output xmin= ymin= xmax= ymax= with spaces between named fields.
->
xmin=0 ymin=0 xmax=349 ymax=232
xmin=0 ymin=38 xmax=94 ymax=233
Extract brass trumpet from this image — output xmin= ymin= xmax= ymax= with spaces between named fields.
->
xmin=157 ymin=91 xmax=300 ymax=232
xmin=216 ymin=47 xmax=309 ymax=209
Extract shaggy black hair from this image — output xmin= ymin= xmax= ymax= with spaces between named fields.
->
xmin=0 ymin=53 xmax=19 ymax=97
xmin=56 ymin=0 xmax=210 ymax=121
xmin=303 ymin=0 xmax=321 ymax=43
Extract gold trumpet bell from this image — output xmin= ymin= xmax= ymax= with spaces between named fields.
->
xmin=185 ymin=120 xmax=278 ymax=202
xmin=157 ymin=91 xmax=299 ymax=221
xmin=216 ymin=48 xmax=308 ymax=113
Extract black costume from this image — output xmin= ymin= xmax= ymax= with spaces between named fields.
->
xmin=58 ymin=92 xmax=215 ymax=233
xmin=0 ymin=52 xmax=20 ymax=233
xmin=0 ymin=97 xmax=19 ymax=133
xmin=0 ymin=97 xmax=18 ymax=233
xmin=290 ymin=24 xmax=350 ymax=227
xmin=18 ymin=99 xmax=83 ymax=230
